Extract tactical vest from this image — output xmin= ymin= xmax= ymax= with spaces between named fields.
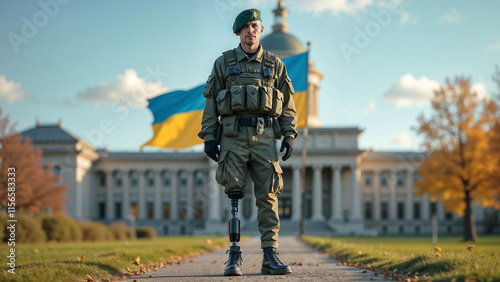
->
xmin=215 ymin=48 xmax=284 ymax=117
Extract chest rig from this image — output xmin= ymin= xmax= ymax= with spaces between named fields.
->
xmin=216 ymin=48 xmax=284 ymax=118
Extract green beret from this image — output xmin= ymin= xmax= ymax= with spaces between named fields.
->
xmin=233 ymin=9 xmax=261 ymax=34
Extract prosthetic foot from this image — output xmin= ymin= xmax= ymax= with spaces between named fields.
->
xmin=224 ymin=191 xmax=244 ymax=276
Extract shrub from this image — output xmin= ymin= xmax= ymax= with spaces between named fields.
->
xmin=0 ymin=213 xmax=6 ymax=241
xmin=40 ymin=215 xmax=83 ymax=242
xmin=110 ymin=222 xmax=136 ymax=240
xmin=1 ymin=214 xmax=46 ymax=243
xmin=78 ymin=221 xmax=114 ymax=241
xmin=136 ymin=226 xmax=157 ymax=239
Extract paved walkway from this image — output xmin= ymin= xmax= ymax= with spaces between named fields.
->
xmin=126 ymin=236 xmax=386 ymax=281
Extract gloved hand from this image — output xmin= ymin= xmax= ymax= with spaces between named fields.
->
xmin=204 ymin=140 xmax=220 ymax=162
xmin=280 ymin=136 xmax=294 ymax=161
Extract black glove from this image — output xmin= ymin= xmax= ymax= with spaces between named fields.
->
xmin=280 ymin=136 xmax=294 ymax=161
xmin=204 ymin=140 xmax=219 ymax=162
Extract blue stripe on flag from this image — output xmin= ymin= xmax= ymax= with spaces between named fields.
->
xmin=282 ymin=52 xmax=308 ymax=92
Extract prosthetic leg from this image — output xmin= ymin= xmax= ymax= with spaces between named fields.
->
xmin=224 ymin=191 xmax=244 ymax=276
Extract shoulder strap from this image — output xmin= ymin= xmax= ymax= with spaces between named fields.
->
xmin=262 ymin=51 xmax=276 ymax=80
xmin=223 ymin=49 xmax=237 ymax=67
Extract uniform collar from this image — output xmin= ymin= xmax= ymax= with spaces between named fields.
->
xmin=236 ymin=44 xmax=264 ymax=62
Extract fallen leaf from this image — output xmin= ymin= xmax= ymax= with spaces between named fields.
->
xmin=77 ymin=255 xmax=85 ymax=262
xmin=86 ymin=274 xmax=93 ymax=281
xmin=33 ymin=249 xmax=39 ymax=254
xmin=205 ymin=239 xmax=213 ymax=245
xmin=133 ymin=256 xmax=140 ymax=266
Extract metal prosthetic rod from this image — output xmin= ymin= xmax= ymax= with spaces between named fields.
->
xmin=228 ymin=191 xmax=244 ymax=246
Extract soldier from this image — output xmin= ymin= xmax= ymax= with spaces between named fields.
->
xmin=198 ymin=8 xmax=297 ymax=276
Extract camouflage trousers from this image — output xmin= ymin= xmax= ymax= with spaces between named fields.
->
xmin=216 ymin=123 xmax=283 ymax=249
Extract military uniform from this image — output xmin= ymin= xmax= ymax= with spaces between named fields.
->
xmin=198 ymin=43 xmax=297 ymax=248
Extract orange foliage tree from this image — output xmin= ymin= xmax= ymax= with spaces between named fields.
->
xmin=414 ymin=77 xmax=500 ymax=242
xmin=0 ymin=108 xmax=68 ymax=214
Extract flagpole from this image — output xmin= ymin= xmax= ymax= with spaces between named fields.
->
xmin=299 ymin=42 xmax=310 ymax=236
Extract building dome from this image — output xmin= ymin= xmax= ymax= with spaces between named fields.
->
xmin=261 ymin=0 xmax=306 ymax=58
xmin=261 ymin=31 xmax=306 ymax=57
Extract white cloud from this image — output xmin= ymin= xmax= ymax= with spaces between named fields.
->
xmin=76 ymin=69 xmax=167 ymax=107
xmin=400 ymin=11 xmax=417 ymax=25
xmin=439 ymin=8 xmax=460 ymax=23
xmin=486 ymin=41 xmax=500 ymax=51
xmin=289 ymin=0 xmax=373 ymax=15
xmin=362 ymin=100 xmax=377 ymax=114
xmin=391 ymin=132 xmax=412 ymax=147
xmin=383 ymin=74 xmax=441 ymax=108
xmin=0 ymin=76 xmax=24 ymax=103
xmin=470 ymin=82 xmax=489 ymax=100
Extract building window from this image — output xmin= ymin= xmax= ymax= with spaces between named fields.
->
xmin=364 ymin=172 xmax=372 ymax=186
xmin=415 ymin=226 xmax=420 ymax=234
xmin=364 ymin=201 xmax=372 ymax=219
xmin=53 ymin=165 xmax=61 ymax=175
xmin=163 ymin=225 xmax=169 ymax=235
xmin=195 ymin=171 xmax=204 ymax=187
xmin=97 ymin=171 xmax=106 ymax=187
xmin=380 ymin=172 xmax=388 ymax=186
xmin=399 ymin=226 xmax=404 ymax=234
xmin=381 ymin=226 xmax=387 ymax=234
xmin=163 ymin=202 xmax=171 ymax=219
xmin=98 ymin=202 xmax=106 ymax=219
xmin=381 ymin=202 xmax=388 ymax=220
xmin=147 ymin=202 xmax=154 ymax=219
xmin=195 ymin=200 xmax=204 ymax=219
xmin=162 ymin=171 xmax=171 ymax=186
xmin=179 ymin=201 xmax=187 ymax=219
xmin=397 ymin=202 xmax=405 ymax=219
xmin=130 ymin=171 xmax=138 ymax=187
xmin=445 ymin=212 xmax=453 ymax=220
xmin=279 ymin=197 xmax=292 ymax=219
xmin=430 ymin=202 xmax=437 ymax=216
xmin=413 ymin=202 xmax=421 ymax=219
xmin=114 ymin=171 xmax=122 ymax=187
xmin=179 ymin=171 xmax=187 ymax=187
xmin=413 ymin=172 xmax=420 ymax=183
xmin=396 ymin=172 xmax=405 ymax=187
xmin=115 ymin=202 xmax=122 ymax=219
xmin=130 ymin=202 xmax=138 ymax=219
xmin=146 ymin=171 xmax=155 ymax=187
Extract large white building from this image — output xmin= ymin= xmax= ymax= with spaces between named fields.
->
xmin=20 ymin=1 xmax=499 ymax=236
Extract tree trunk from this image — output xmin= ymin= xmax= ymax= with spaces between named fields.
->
xmin=463 ymin=189 xmax=478 ymax=242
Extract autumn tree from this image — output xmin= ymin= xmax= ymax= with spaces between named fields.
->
xmin=491 ymin=66 xmax=500 ymax=188
xmin=414 ymin=77 xmax=500 ymax=242
xmin=0 ymin=108 xmax=68 ymax=215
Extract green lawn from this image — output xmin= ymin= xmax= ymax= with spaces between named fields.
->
xmin=0 ymin=236 xmax=230 ymax=281
xmin=302 ymin=235 xmax=500 ymax=281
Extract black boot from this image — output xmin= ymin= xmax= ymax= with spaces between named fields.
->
xmin=261 ymin=247 xmax=292 ymax=275
xmin=224 ymin=246 xmax=242 ymax=276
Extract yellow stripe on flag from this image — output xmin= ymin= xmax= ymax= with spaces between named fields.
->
xmin=141 ymin=110 xmax=203 ymax=150
xmin=293 ymin=90 xmax=307 ymax=129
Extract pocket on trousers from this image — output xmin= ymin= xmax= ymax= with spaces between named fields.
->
xmin=230 ymin=85 xmax=245 ymax=112
xmin=260 ymin=86 xmax=273 ymax=112
xmin=216 ymin=89 xmax=233 ymax=115
xmin=216 ymin=151 xmax=228 ymax=187
xmin=245 ymin=85 xmax=260 ymax=111
xmin=221 ymin=115 xmax=239 ymax=137
xmin=271 ymin=161 xmax=284 ymax=194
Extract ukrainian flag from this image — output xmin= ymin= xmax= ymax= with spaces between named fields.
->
xmin=141 ymin=84 xmax=205 ymax=149
xmin=283 ymin=52 xmax=308 ymax=129
xmin=142 ymin=51 xmax=309 ymax=150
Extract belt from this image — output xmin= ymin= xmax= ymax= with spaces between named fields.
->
xmin=238 ymin=116 xmax=273 ymax=127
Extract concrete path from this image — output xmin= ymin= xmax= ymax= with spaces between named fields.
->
xmin=126 ymin=236 xmax=386 ymax=281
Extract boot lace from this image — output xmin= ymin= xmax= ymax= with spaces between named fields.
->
xmin=266 ymin=249 xmax=284 ymax=265
xmin=225 ymin=249 xmax=243 ymax=266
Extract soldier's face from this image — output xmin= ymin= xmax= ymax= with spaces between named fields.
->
xmin=238 ymin=20 xmax=264 ymax=47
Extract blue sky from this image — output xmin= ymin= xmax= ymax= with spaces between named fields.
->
xmin=1 ymin=0 xmax=499 ymax=152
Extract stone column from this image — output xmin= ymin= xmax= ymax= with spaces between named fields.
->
xmin=186 ymin=170 xmax=194 ymax=220
xmin=311 ymin=165 xmax=325 ymax=221
xmin=138 ymin=169 xmax=146 ymax=220
xmin=350 ymin=165 xmax=362 ymax=221
xmin=405 ymin=169 xmax=414 ymax=220
xmin=422 ymin=193 xmax=430 ymax=220
xmin=207 ymin=163 xmax=221 ymax=221
xmin=170 ymin=169 xmax=179 ymax=220
xmin=388 ymin=170 xmax=396 ymax=221
xmin=154 ymin=169 xmax=162 ymax=220
xmin=330 ymin=165 xmax=342 ymax=221
xmin=291 ymin=165 xmax=301 ymax=221
xmin=373 ymin=169 xmax=381 ymax=221
xmin=122 ymin=170 xmax=130 ymax=220
xmin=105 ymin=169 xmax=113 ymax=220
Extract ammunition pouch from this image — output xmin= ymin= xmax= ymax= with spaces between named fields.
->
xmin=216 ymin=85 xmax=284 ymax=117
